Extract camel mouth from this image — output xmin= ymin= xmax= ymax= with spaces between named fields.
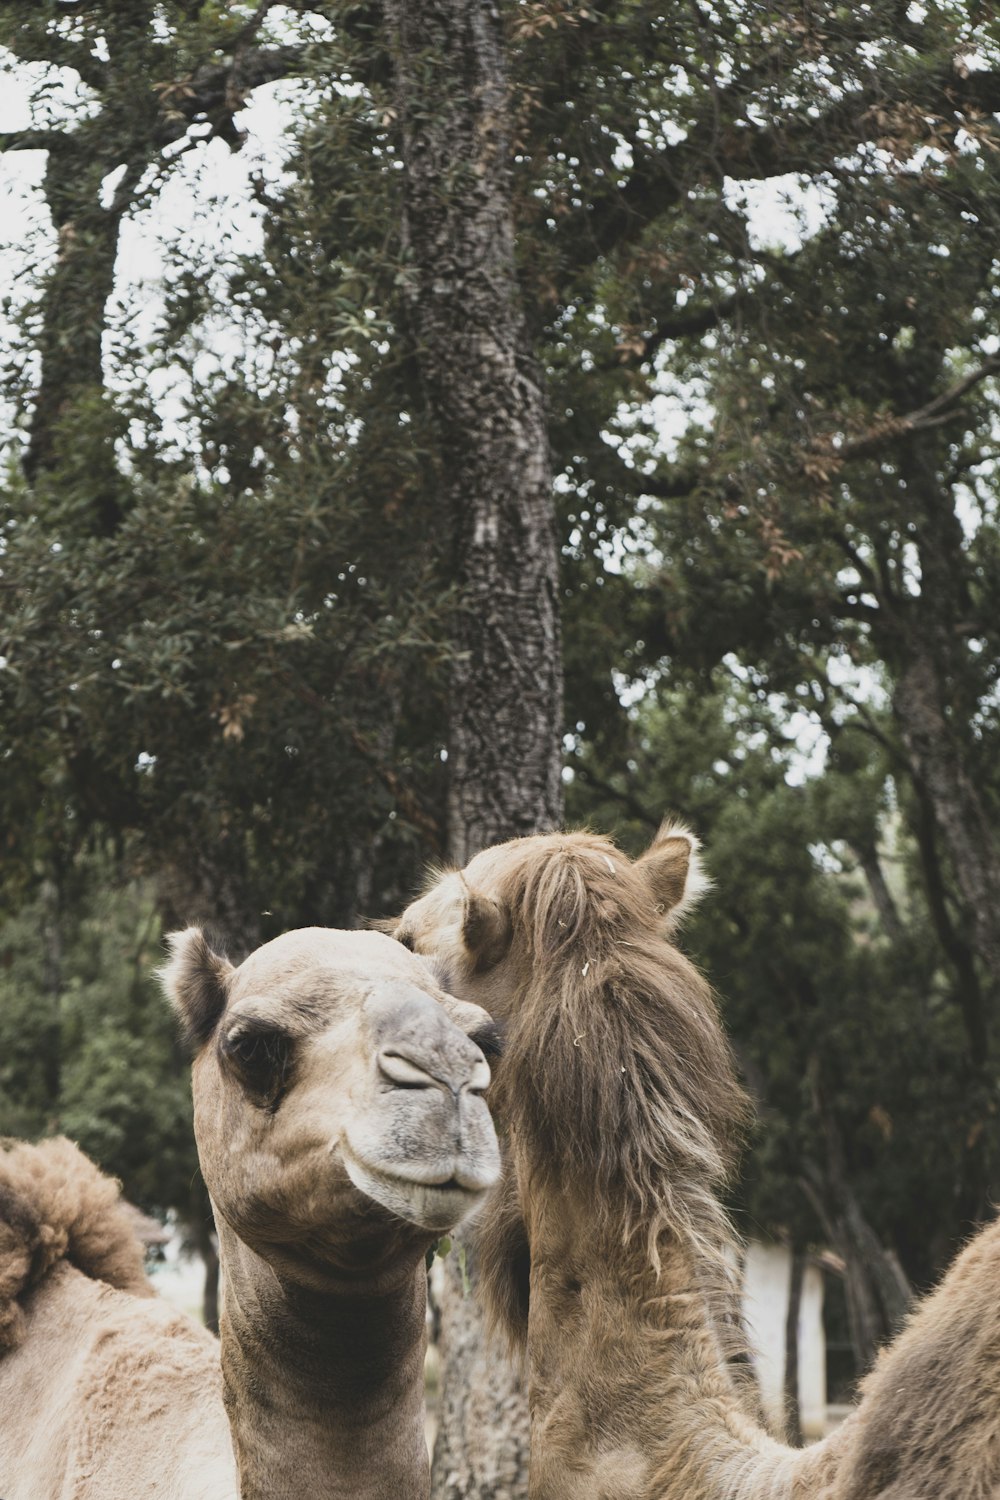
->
xmin=341 ymin=1147 xmax=492 ymax=1230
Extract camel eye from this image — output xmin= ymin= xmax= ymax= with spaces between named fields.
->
xmin=221 ymin=1023 xmax=294 ymax=1109
xmin=469 ymin=1021 xmax=505 ymax=1062
xmin=396 ymin=930 xmax=415 ymax=952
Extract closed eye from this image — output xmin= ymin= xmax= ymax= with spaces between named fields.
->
xmin=468 ymin=1020 xmax=505 ymax=1062
xmin=221 ymin=1023 xmax=295 ymax=1109
xmin=395 ymin=930 xmax=415 ymax=952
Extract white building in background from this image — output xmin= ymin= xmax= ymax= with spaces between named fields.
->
xmin=741 ymin=1241 xmax=828 ymax=1439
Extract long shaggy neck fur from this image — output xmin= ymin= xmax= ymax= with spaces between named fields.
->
xmin=477 ymin=835 xmax=749 ymax=1356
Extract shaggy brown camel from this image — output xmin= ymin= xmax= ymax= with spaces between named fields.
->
xmin=0 ymin=926 xmax=500 ymax=1500
xmin=393 ymin=826 xmax=1000 ymax=1500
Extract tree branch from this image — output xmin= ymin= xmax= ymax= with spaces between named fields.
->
xmin=613 ymin=291 xmax=739 ymax=366
xmin=804 ymin=355 xmax=1000 ymax=469
xmin=230 ymin=0 xmax=280 ymax=52
xmin=5 ymin=26 xmax=107 ymax=91
xmin=583 ymin=63 xmax=1000 ymax=264
xmin=570 ymin=762 xmax=660 ymax=830
xmin=0 ymin=129 xmax=69 ymax=153
xmin=153 ymin=44 xmax=307 ymax=148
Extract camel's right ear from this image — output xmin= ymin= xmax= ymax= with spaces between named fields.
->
xmin=160 ymin=928 xmax=235 ymax=1050
xmin=462 ymin=891 xmax=512 ymax=974
xmin=635 ymin=820 xmax=711 ymax=929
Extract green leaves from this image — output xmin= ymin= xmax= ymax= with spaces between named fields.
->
xmin=0 ymin=858 xmax=196 ymax=1216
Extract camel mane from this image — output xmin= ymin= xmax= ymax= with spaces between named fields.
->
xmin=473 ymin=832 xmax=751 ymax=1346
xmin=0 ymin=1136 xmax=153 ymax=1352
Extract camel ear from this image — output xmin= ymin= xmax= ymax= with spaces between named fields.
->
xmin=462 ymin=892 xmax=512 ymax=974
xmin=635 ymin=821 xmax=710 ymax=928
xmin=160 ymin=928 xmax=235 ymax=1050
xmin=365 ymin=916 xmax=398 ymax=936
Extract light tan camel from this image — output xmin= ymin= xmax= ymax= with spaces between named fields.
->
xmin=393 ymin=825 xmax=1000 ymax=1500
xmin=0 ymin=926 xmax=500 ymax=1500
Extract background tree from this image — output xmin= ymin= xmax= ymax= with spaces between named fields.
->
xmin=382 ymin=0 xmax=561 ymax=1489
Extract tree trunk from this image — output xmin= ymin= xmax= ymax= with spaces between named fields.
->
xmin=39 ymin=873 xmax=64 ymax=1110
xmin=850 ymin=841 xmax=904 ymax=944
xmin=783 ymin=1244 xmax=805 ymax=1447
xmin=887 ymin=437 xmax=1000 ymax=1019
xmin=192 ymin=1188 xmax=221 ymax=1336
xmin=893 ymin=643 xmax=1000 ymax=1024
xmin=383 ymin=2 xmax=563 ymax=1493
xmin=383 ymin=0 xmax=563 ymax=867
xmin=25 ymin=140 xmax=144 ymax=523
xmin=803 ymin=1064 xmax=913 ymax=1375
xmin=430 ymin=1250 xmax=530 ymax=1500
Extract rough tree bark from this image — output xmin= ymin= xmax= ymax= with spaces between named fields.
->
xmin=893 ymin=643 xmax=1000 ymax=1018
xmin=382 ymin=2 xmax=563 ymax=1494
xmin=382 ymin=0 xmax=563 ymax=864
xmin=888 ymin=438 xmax=1000 ymax=1020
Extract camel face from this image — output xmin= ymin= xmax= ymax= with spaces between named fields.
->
xmin=163 ymin=927 xmax=501 ymax=1264
xmin=393 ymin=851 xmax=521 ymax=1017
xmin=394 ymin=826 xmax=709 ymax=1023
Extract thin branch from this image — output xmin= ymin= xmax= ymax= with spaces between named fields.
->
xmin=832 ymin=692 xmax=905 ymax=762
xmin=907 ymin=354 xmax=1000 ymax=426
xmin=571 ymin=763 xmax=660 ymax=830
xmin=810 ymin=355 xmax=1000 ymax=467
xmin=583 ymin=63 xmax=1000 ymax=265
xmin=832 ymin=533 xmax=881 ymax=596
xmin=152 ymin=44 xmax=307 ymax=148
xmin=613 ymin=291 xmax=739 ymax=367
xmin=836 ymin=598 xmax=883 ymax=622
xmin=628 ymin=466 xmax=704 ymax=501
xmin=0 ymin=129 xmax=68 ymax=153
xmin=6 ymin=27 xmax=107 ymax=91
xmin=230 ymin=0 xmax=279 ymax=52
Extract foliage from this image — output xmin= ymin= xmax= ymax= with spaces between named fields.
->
xmin=0 ymin=852 xmax=195 ymax=1215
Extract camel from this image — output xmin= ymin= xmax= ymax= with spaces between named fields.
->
xmin=392 ymin=824 xmax=1000 ymax=1500
xmin=0 ymin=925 xmax=501 ymax=1500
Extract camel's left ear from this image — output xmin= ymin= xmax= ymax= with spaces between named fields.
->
xmin=462 ymin=890 xmax=512 ymax=974
xmin=160 ymin=928 xmax=236 ymax=1051
xmin=635 ymin=821 xmax=711 ymax=929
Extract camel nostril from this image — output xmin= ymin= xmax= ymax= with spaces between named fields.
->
xmin=468 ymin=1058 xmax=491 ymax=1094
xmin=377 ymin=1047 xmax=492 ymax=1095
xmin=377 ymin=1051 xmax=438 ymax=1089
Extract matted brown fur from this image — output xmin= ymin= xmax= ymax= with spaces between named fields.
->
xmin=488 ymin=833 xmax=747 ymax=1210
xmin=0 ymin=1136 xmax=152 ymax=1351
xmin=421 ymin=831 xmax=751 ymax=1353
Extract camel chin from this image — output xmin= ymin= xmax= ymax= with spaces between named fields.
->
xmin=343 ymin=1150 xmax=492 ymax=1231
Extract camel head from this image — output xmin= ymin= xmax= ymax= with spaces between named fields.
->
xmin=390 ymin=823 xmax=747 ymax=1345
xmin=161 ymin=926 xmax=501 ymax=1279
xmin=392 ymin=820 xmax=711 ymax=1023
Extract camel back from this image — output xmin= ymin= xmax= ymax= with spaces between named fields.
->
xmin=0 ymin=1136 xmax=152 ymax=1352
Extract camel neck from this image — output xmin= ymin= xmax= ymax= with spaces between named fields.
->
xmin=217 ymin=1222 xmax=429 ymax=1500
xmin=523 ymin=1198 xmax=845 ymax=1500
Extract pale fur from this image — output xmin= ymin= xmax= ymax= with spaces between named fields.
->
xmin=0 ymin=1137 xmax=235 ymax=1500
xmin=398 ymin=825 xmax=1000 ymax=1500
